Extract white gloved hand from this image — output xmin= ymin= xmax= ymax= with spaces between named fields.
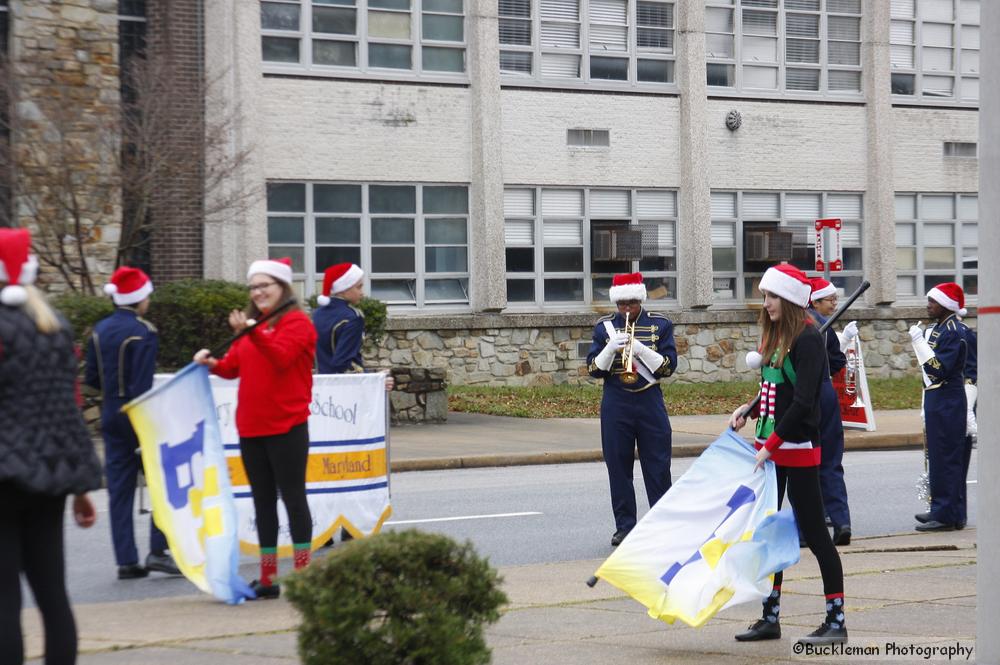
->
xmin=965 ymin=383 xmax=978 ymax=437
xmin=632 ymin=339 xmax=666 ymax=372
xmin=910 ymin=323 xmax=935 ymax=365
xmin=594 ymin=332 xmax=629 ymax=371
xmin=843 ymin=321 xmax=859 ymax=340
xmin=908 ymin=323 xmax=924 ymax=344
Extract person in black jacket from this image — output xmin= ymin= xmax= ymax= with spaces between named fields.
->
xmin=0 ymin=228 xmax=103 ymax=665
xmin=730 ymin=264 xmax=846 ymax=647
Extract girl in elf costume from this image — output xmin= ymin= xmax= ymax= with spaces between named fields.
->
xmin=729 ymin=263 xmax=847 ymax=646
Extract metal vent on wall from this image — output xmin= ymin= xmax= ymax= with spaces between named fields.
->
xmin=567 ymin=128 xmax=610 ymax=147
xmin=744 ymin=230 xmax=793 ymax=262
xmin=943 ymin=142 xmax=977 ymax=158
xmin=593 ymin=226 xmax=643 ymax=261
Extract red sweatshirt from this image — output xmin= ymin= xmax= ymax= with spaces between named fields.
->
xmin=212 ymin=309 xmax=317 ymax=438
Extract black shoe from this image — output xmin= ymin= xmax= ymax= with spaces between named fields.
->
xmin=956 ymin=521 xmax=967 ymax=530
xmin=915 ymin=520 xmax=956 ymax=532
xmin=796 ymin=623 xmax=848 ymax=645
xmin=117 ymin=564 xmax=149 ymax=580
xmin=145 ymin=552 xmax=181 ymax=575
xmin=735 ymin=619 xmax=781 ymax=642
xmin=249 ymin=579 xmax=281 ymax=600
xmin=833 ymin=525 xmax=852 ymax=546
xmin=610 ymin=529 xmax=631 ymax=547
xmin=915 ymin=512 xmax=933 ymax=524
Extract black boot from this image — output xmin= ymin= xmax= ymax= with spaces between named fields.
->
xmin=735 ymin=589 xmax=781 ymax=641
xmin=797 ymin=596 xmax=847 ymax=645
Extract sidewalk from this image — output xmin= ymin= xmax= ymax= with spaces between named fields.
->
xmin=390 ymin=409 xmax=924 ymax=471
xmin=25 ymin=529 xmax=977 ymax=664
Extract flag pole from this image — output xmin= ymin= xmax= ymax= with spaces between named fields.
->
xmin=209 ymin=298 xmax=297 ymax=358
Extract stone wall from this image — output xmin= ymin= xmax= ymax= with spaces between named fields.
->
xmin=389 ymin=367 xmax=448 ymax=425
xmin=365 ymin=308 xmax=974 ymax=386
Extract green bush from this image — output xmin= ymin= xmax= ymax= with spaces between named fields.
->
xmin=284 ymin=530 xmax=507 ymax=665
xmin=50 ymin=293 xmax=115 ymax=347
xmin=306 ymin=295 xmax=389 ymax=346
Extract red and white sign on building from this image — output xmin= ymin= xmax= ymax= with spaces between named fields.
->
xmin=815 ymin=218 xmax=843 ymax=272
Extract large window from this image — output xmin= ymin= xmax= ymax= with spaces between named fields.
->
xmin=889 ymin=0 xmax=979 ymax=103
xmin=711 ymin=191 xmax=864 ymax=303
xmin=895 ymin=193 xmax=978 ymax=299
xmin=705 ymin=0 xmax=862 ymax=96
xmin=266 ymin=182 xmax=470 ymax=308
xmin=504 ymin=187 xmax=677 ymax=307
xmin=261 ymin=0 xmax=467 ymax=79
xmin=499 ymin=0 xmax=676 ymax=87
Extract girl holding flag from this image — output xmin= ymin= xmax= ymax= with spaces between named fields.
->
xmin=729 ymin=263 xmax=847 ymax=646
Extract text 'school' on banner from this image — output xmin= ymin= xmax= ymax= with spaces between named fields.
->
xmin=834 ymin=331 xmax=876 ymax=431
xmin=153 ymin=372 xmax=393 ymax=557
xmin=594 ymin=430 xmax=800 ymax=628
xmin=125 ymin=364 xmax=254 ymax=604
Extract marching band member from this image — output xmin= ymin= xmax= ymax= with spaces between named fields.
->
xmin=808 ymin=278 xmax=851 ymax=546
xmin=730 ymin=264 xmax=846 ymax=646
xmin=586 ymin=272 xmax=677 ymax=547
xmin=85 ymin=267 xmax=180 ymax=579
xmin=911 ymin=282 xmax=972 ymax=532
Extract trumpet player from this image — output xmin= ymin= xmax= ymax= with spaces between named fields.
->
xmin=808 ymin=278 xmax=851 ymax=546
xmin=587 ymin=272 xmax=677 ymax=547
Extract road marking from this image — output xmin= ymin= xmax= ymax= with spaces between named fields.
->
xmin=387 ymin=511 xmax=543 ymax=526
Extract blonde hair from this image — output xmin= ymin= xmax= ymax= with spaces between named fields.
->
xmin=758 ymin=294 xmax=807 ymax=368
xmin=21 ymin=285 xmax=62 ymax=334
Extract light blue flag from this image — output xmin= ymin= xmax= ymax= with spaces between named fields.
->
xmin=124 ymin=364 xmax=255 ymax=605
xmin=594 ymin=430 xmax=800 ymax=627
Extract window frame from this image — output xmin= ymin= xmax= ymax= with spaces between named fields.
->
xmin=894 ymin=192 xmax=978 ymax=301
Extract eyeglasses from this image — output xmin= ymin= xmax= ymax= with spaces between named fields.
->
xmin=248 ymin=281 xmax=278 ymax=293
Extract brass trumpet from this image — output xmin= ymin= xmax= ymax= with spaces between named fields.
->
xmin=844 ymin=335 xmax=864 ymax=409
xmin=620 ymin=311 xmax=639 ymax=385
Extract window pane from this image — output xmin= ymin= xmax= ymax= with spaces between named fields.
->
xmin=313 ymin=39 xmax=357 ymax=65
xmin=506 ymin=247 xmax=535 ymax=272
xmin=706 ymin=8 xmax=733 ymax=33
xmin=314 ymin=184 xmax=362 ymax=212
xmin=786 ymin=67 xmax=819 ymax=90
xmin=743 ymin=10 xmax=777 ymax=36
xmin=425 ymin=278 xmax=468 ymax=300
xmin=542 ymin=53 xmax=581 ymax=77
xmin=269 ymin=246 xmax=304 ymax=272
xmin=425 ymin=247 xmax=468 ymax=272
xmin=891 ymin=72 xmax=915 ymax=94
xmin=316 ymin=217 xmax=360 ymax=243
xmin=267 ymin=182 xmax=305 ymax=211
xmin=262 ymin=2 xmax=300 ymax=30
xmin=423 ymin=186 xmax=469 ymax=213
xmin=707 ymin=63 xmax=735 ymax=86
xmin=639 ymin=255 xmax=676 ymax=271
xmin=896 ymin=247 xmax=917 ymax=269
xmin=370 ymin=185 xmax=416 ymax=213
xmin=426 ymin=217 xmax=468 ymax=244
xmin=644 ymin=276 xmax=674 ymax=300
xmin=713 ymin=247 xmax=737 ymax=271
xmin=896 ymin=222 xmax=916 ymax=244
xmin=637 ymin=59 xmax=671 ymax=82
xmin=370 ymin=0 xmax=410 ymax=9
xmin=544 ymin=278 xmax=583 ymax=301
xmin=713 ymin=277 xmax=736 ymax=299
xmin=372 ymin=246 xmax=416 ymax=271
xmin=268 ymin=216 xmax=304 ymax=243
xmin=827 ymin=16 xmax=860 ymax=40
xmin=425 ymin=0 xmax=463 ymax=12
xmin=544 ymin=247 xmax=584 ymax=271
xmin=369 ymin=42 xmax=412 ymax=68
xmin=842 ymin=247 xmax=862 ymax=270
xmin=744 ymin=65 xmax=777 ymax=88
xmin=314 ymin=6 xmax=356 ymax=33
xmin=590 ymin=56 xmax=628 ymax=80
xmin=316 ymin=246 xmax=362 ymax=270
xmin=423 ymin=46 xmax=465 ymax=71
xmin=499 ymin=19 xmax=532 ymax=45
xmin=500 ymin=51 xmax=533 ymax=72
xmin=744 ymin=35 xmax=778 ymax=61
xmin=372 ymin=217 xmax=415 ymax=243
xmin=423 ymin=13 xmax=463 ymax=40
xmin=371 ymin=279 xmax=416 ymax=301
xmin=829 ymin=40 xmax=860 ymax=65
xmin=369 ymin=11 xmax=411 ymax=37
xmin=829 ymin=70 xmax=861 ymax=91
xmin=507 ymin=279 xmax=535 ymax=301
xmin=499 ymin=0 xmax=530 ymax=18
xmin=924 ymin=247 xmax=955 ymax=269
xmin=706 ymin=33 xmax=734 ymax=58
xmin=262 ymin=36 xmax=300 ymax=63
xmin=786 ymin=38 xmax=818 ymax=63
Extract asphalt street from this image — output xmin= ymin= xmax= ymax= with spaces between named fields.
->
xmin=44 ymin=448 xmax=976 ymax=607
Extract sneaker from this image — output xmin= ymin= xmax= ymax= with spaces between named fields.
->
xmin=796 ymin=623 xmax=847 ymax=645
xmin=145 ymin=552 xmax=181 ymax=575
xmin=914 ymin=512 xmax=933 ymax=524
xmin=117 ymin=564 xmax=149 ymax=580
xmin=249 ymin=579 xmax=281 ymax=600
xmin=735 ymin=619 xmax=781 ymax=642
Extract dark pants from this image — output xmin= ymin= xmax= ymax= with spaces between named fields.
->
xmin=818 ymin=380 xmax=850 ymax=528
xmin=102 ymin=410 xmax=167 ymax=566
xmin=925 ymin=385 xmax=968 ymax=526
xmin=0 ymin=484 xmax=76 ymax=665
xmin=239 ymin=422 xmax=313 ymax=548
xmin=773 ymin=466 xmax=843 ymax=597
xmin=599 ymin=386 xmax=672 ymax=532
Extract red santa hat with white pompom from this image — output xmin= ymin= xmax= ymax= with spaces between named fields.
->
xmin=0 ymin=228 xmax=39 ymax=307
xmin=317 ymin=263 xmax=364 ymax=306
xmin=608 ymin=272 xmax=647 ymax=303
xmin=927 ymin=282 xmax=967 ymax=317
xmin=104 ymin=266 xmax=154 ymax=306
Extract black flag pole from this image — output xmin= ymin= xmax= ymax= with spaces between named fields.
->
xmin=208 ymin=298 xmax=297 ymax=359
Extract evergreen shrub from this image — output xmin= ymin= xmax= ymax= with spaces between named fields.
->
xmin=284 ymin=530 xmax=507 ymax=665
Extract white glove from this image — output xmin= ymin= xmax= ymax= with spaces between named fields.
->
xmin=632 ymin=339 xmax=666 ymax=372
xmin=908 ymin=323 xmax=924 ymax=344
xmin=843 ymin=321 xmax=858 ymax=340
xmin=594 ymin=332 xmax=628 ymax=371
xmin=965 ymin=383 xmax=978 ymax=437
xmin=910 ymin=327 xmax=935 ymax=365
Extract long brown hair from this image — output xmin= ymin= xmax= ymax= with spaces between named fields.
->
xmin=243 ymin=280 xmax=301 ymax=327
xmin=758 ymin=295 xmax=808 ymax=367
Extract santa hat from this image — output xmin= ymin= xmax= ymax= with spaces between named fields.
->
xmin=608 ymin=272 xmax=647 ymax=303
xmin=247 ymin=257 xmax=293 ymax=286
xmin=104 ymin=266 xmax=153 ymax=306
xmin=927 ymin=282 xmax=967 ymax=317
xmin=809 ymin=277 xmax=837 ymax=302
xmin=758 ymin=263 xmax=812 ymax=308
xmin=0 ymin=228 xmax=39 ymax=307
xmin=317 ymin=263 xmax=364 ymax=306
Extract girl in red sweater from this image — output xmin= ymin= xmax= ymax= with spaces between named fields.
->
xmin=729 ymin=264 xmax=846 ymax=646
xmin=195 ymin=258 xmax=317 ymax=599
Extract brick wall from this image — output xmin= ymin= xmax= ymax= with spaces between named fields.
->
xmin=892 ymin=107 xmax=979 ymax=192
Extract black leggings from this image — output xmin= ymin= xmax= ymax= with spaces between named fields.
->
xmin=0 ymin=484 xmax=76 ymax=665
xmin=773 ymin=465 xmax=844 ymax=596
xmin=239 ymin=422 xmax=312 ymax=548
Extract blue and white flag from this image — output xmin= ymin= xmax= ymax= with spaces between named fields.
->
xmin=593 ymin=430 xmax=800 ymax=627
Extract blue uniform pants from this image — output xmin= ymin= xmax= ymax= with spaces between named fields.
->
xmin=103 ymin=410 xmax=167 ymax=566
xmin=818 ymin=380 xmax=850 ymax=528
xmin=924 ymin=386 xmax=968 ymax=526
xmin=599 ymin=386 xmax=672 ymax=532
